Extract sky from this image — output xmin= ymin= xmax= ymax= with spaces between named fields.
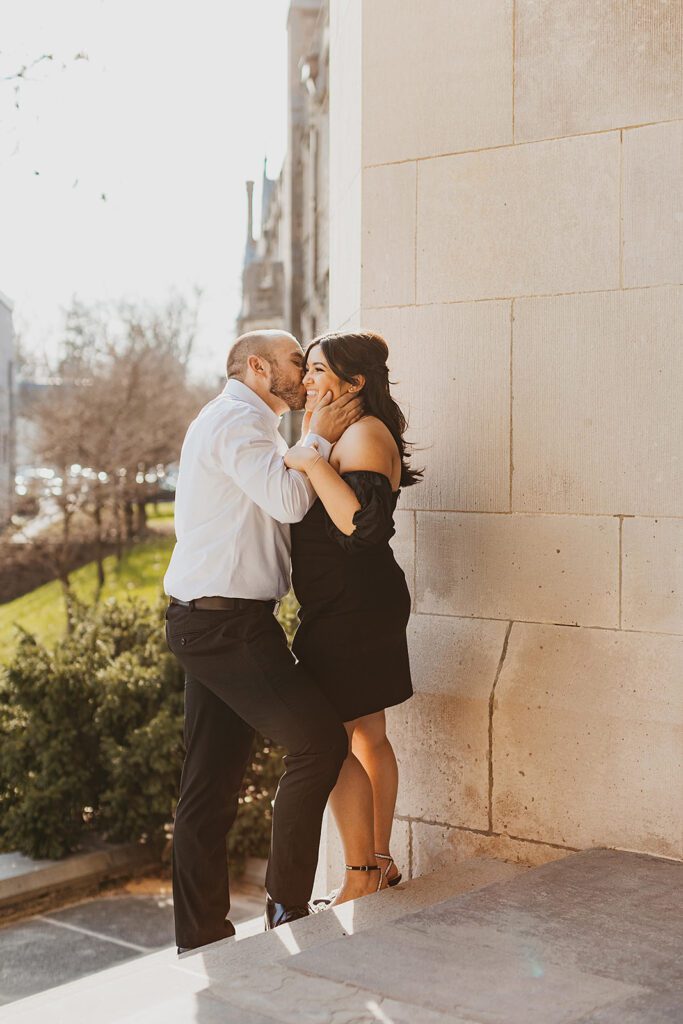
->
xmin=0 ymin=0 xmax=291 ymax=379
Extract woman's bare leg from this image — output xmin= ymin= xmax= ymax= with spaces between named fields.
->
xmin=352 ymin=710 xmax=400 ymax=881
xmin=327 ymin=720 xmax=380 ymax=904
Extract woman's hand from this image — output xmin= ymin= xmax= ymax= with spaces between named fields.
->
xmin=284 ymin=444 xmax=320 ymax=473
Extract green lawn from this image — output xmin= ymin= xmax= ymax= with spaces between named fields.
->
xmin=148 ymin=501 xmax=174 ymax=521
xmin=0 ymin=536 xmax=174 ymax=661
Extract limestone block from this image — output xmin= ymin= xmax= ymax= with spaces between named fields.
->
xmin=416 ymin=512 xmax=619 ymax=628
xmin=388 ymin=615 xmax=506 ymax=828
xmin=513 ymin=287 xmax=683 ymax=516
xmin=363 ymin=301 xmax=511 ymax=512
xmin=411 ymin=821 xmax=571 ymax=877
xmin=406 ymin=613 xmax=510 ymax=697
xmin=390 ymin=509 xmax=415 ymax=602
xmin=361 ymin=162 xmax=416 ymax=308
xmin=389 ymin=693 xmax=489 ymax=830
xmin=493 ymin=622 xmax=683 ymax=859
xmin=334 ymin=308 xmax=361 ymax=333
xmin=329 ymin=0 xmax=361 ymax=330
xmin=329 ymin=176 xmax=361 ymax=329
xmin=313 ymin=807 xmax=343 ymax=898
xmin=623 ymin=121 xmax=683 ymax=288
xmin=329 ymin=0 xmax=361 ymax=200
xmin=622 ymin=517 xmax=683 ymax=634
xmin=515 ymin=0 xmax=683 ymax=142
xmin=389 ymin=817 xmax=411 ymax=878
xmin=416 ymin=133 xmax=620 ymax=303
xmin=362 ymin=0 xmax=513 ymax=165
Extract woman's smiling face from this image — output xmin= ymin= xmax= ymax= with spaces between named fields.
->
xmin=303 ymin=344 xmax=345 ymax=411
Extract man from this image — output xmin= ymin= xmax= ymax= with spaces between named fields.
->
xmin=164 ymin=329 xmax=360 ymax=952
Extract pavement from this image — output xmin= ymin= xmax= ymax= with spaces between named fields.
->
xmin=0 ymin=875 xmax=264 ymax=1007
xmin=0 ymin=842 xmax=267 ymax=1008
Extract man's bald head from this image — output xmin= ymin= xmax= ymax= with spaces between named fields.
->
xmin=227 ymin=330 xmax=299 ymax=381
xmin=226 ymin=329 xmax=307 ymax=413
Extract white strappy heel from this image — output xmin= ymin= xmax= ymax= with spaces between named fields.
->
xmin=375 ymin=852 xmax=402 ymax=887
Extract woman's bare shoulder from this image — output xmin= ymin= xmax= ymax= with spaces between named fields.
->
xmin=334 ymin=416 xmax=397 ymax=475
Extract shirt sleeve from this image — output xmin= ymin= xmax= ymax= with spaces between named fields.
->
xmin=212 ymin=412 xmax=315 ymax=524
xmin=302 ymin=432 xmax=333 ymax=462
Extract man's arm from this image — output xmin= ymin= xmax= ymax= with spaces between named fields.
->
xmin=213 ymin=412 xmax=325 ymax=524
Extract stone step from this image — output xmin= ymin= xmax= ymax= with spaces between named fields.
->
xmin=0 ymin=856 xmax=526 ymax=1022
xmin=5 ymin=847 xmax=679 ymax=1024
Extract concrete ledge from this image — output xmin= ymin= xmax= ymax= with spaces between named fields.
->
xmin=178 ymin=857 xmax=527 ymax=973
xmin=0 ymin=858 xmax=525 ymax=1020
xmin=0 ymin=840 xmax=163 ymax=918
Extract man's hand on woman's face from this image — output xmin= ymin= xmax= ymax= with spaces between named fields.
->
xmin=309 ymin=391 xmax=363 ymax=443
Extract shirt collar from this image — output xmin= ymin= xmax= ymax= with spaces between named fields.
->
xmin=223 ymin=378 xmax=282 ymax=426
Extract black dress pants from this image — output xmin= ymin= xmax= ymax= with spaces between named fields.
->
xmin=165 ymin=600 xmax=347 ymax=950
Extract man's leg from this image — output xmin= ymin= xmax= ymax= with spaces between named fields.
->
xmin=172 ymin=674 xmax=255 ymax=950
xmin=167 ymin=602 xmax=347 ymax=909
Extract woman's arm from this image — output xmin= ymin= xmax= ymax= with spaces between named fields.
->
xmin=283 ymin=446 xmax=360 ymax=534
xmin=284 ymin=421 xmax=394 ymax=536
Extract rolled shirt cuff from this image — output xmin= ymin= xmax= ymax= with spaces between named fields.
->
xmin=302 ymin=432 xmax=333 ymax=462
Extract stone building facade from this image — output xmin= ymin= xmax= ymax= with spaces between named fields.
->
xmin=317 ymin=0 xmax=683 ymax=888
xmin=237 ymin=0 xmax=329 ymax=347
xmin=0 ymin=290 xmax=15 ymax=526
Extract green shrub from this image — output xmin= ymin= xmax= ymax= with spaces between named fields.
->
xmin=0 ymin=626 xmax=103 ymax=859
xmin=0 ymin=596 xmax=291 ymax=868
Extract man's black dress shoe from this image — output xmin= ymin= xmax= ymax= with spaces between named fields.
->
xmin=177 ymin=919 xmax=235 ymax=954
xmin=264 ymin=895 xmax=311 ymax=930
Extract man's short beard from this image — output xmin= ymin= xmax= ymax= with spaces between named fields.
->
xmin=269 ymin=364 xmax=306 ymax=410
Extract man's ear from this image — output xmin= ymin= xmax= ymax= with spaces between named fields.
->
xmin=348 ymin=374 xmax=366 ymax=394
xmin=247 ymin=353 xmax=268 ymax=377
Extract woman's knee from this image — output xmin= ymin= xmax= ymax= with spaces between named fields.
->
xmin=353 ymin=710 xmax=387 ymax=749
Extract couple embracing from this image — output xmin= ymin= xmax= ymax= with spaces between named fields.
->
xmin=164 ymin=328 xmax=420 ymax=953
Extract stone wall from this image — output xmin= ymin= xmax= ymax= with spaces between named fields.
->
xmin=318 ymin=0 xmax=683 ymax=886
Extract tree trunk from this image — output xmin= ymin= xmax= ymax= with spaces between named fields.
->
xmin=59 ymin=504 xmax=73 ymax=631
xmin=124 ymin=500 xmax=134 ymax=542
xmin=93 ymin=503 xmax=106 ymax=596
xmin=114 ymin=499 xmax=123 ymax=562
xmin=137 ymin=500 xmax=147 ymax=534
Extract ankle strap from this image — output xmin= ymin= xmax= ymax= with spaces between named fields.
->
xmin=345 ymin=864 xmax=380 ymax=871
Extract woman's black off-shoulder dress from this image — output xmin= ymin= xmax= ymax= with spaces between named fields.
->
xmin=291 ymin=470 xmax=413 ymax=722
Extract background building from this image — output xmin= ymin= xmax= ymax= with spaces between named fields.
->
xmin=0 ymin=290 xmax=15 ymax=525
xmin=237 ymin=0 xmax=329 ymax=347
xmin=316 ymin=0 xmax=683 ymax=889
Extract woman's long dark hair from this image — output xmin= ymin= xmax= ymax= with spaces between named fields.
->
xmin=305 ymin=330 xmax=422 ymax=488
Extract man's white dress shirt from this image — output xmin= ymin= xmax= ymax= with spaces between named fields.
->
xmin=163 ymin=379 xmax=331 ymax=602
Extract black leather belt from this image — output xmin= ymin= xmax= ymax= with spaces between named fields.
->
xmin=169 ymin=596 xmax=276 ymax=612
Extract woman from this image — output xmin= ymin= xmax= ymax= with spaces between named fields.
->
xmin=284 ymin=329 xmax=421 ymax=907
